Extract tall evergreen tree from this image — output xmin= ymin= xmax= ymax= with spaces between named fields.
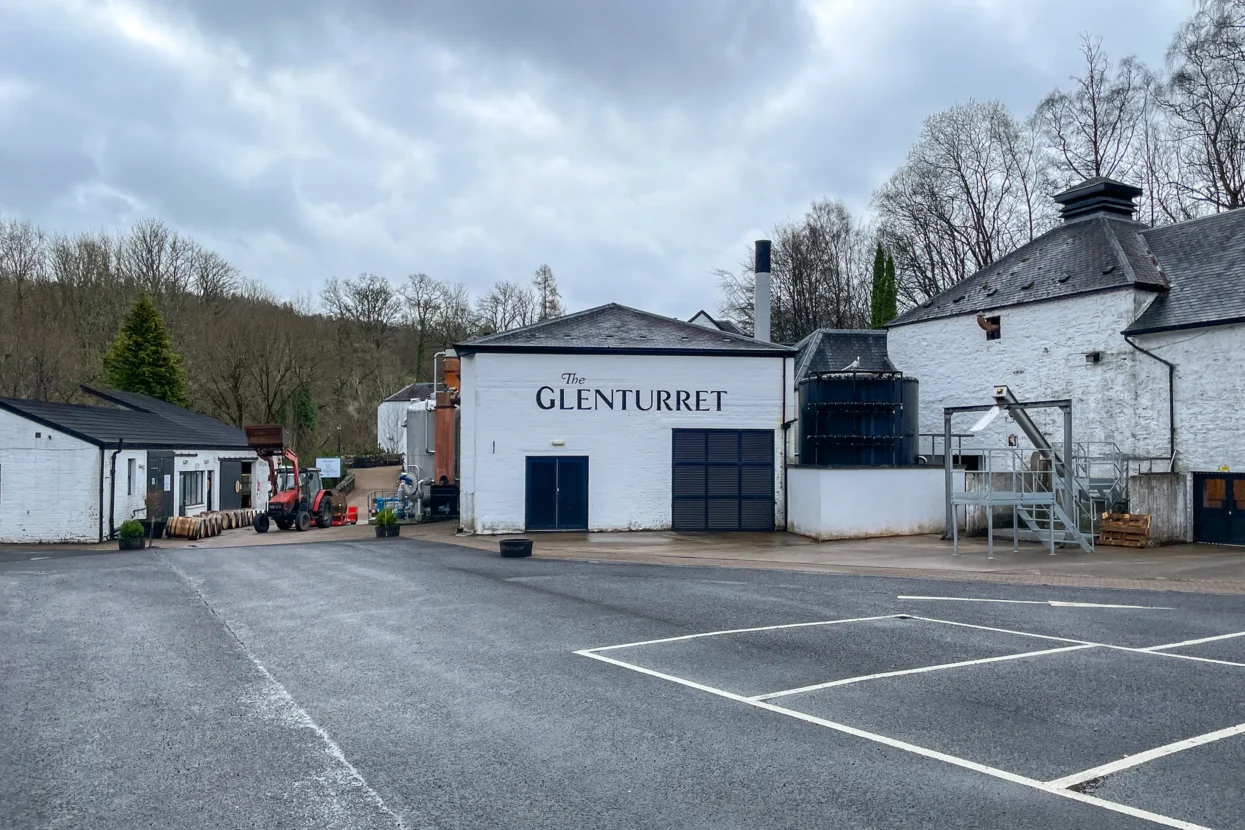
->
xmin=869 ymin=244 xmax=888 ymax=329
xmin=881 ymin=254 xmax=898 ymax=326
xmin=103 ymin=294 xmax=188 ymax=405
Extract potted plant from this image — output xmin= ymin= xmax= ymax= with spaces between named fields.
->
xmin=140 ymin=491 xmax=168 ymax=540
xmin=375 ymin=508 xmax=400 ymax=538
xmin=118 ymin=520 xmax=146 ymax=551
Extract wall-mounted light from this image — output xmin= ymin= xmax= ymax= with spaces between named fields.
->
xmin=551 ymin=440 xmax=566 ymax=447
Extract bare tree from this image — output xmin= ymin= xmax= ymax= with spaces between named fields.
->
xmin=476 ymin=280 xmax=537 ymax=333
xmin=1161 ymin=0 xmax=1245 ymax=210
xmin=322 ymin=273 xmax=402 ymax=351
xmin=434 ymin=283 xmax=478 ymax=345
xmin=191 ymin=249 xmax=240 ymax=305
xmin=403 ymin=272 xmax=444 ymax=381
xmin=532 ymin=264 xmax=564 ymax=321
xmin=873 ymin=100 xmax=1055 ymax=307
xmin=718 ymin=198 xmax=871 ymax=341
xmin=1037 ymin=34 xmax=1144 ymax=184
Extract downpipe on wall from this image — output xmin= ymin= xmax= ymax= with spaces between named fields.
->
xmin=1130 ymin=333 xmax=1175 ymax=470
xmin=108 ymin=439 xmax=123 ymax=539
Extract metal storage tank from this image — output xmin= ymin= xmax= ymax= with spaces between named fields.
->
xmin=798 ymin=374 xmax=919 ymax=466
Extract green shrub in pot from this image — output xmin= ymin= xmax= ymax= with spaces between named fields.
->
xmin=118 ymin=520 xmax=145 ymax=539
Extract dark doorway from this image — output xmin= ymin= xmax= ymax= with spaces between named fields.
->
xmin=146 ymin=452 xmax=174 ymax=519
xmin=672 ymin=429 xmax=775 ymax=531
xmin=1193 ymin=473 xmax=1245 ymax=546
xmin=219 ymin=460 xmax=243 ymax=511
xmin=525 ymin=456 xmax=589 ymax=531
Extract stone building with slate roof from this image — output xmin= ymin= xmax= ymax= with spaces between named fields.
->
xmin=0 ymin=386 xmax=263 ymax=543
xmin=887 ymin=177 xmax=1245 ymax=543
xmin=454 ymin=304 xmax=796 ymax=535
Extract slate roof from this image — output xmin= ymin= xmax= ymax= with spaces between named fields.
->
xmin=794 ymin=329 xmax=896 ymax=383
xmin=0 ymin=390 xmax=249 ymax=450
xmin=888 ymin=213 xmax=1167 ymax=328
xmin=81 ymin=385 xmax=249 ymax=447
xmin=1125 ymin=208 xmax=1245 ymax=334
xmin=383 ymin=382 xmax=435 ymax=403
xmin=456 ymin=303 xmax=793 ymax=356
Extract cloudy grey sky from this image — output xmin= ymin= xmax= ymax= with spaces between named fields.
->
xmin=0 ymin=0 xmax=1190 ymax=317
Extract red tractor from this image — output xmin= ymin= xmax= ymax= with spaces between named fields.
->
xmin=245 ymin=425 xmax=333 ymax=533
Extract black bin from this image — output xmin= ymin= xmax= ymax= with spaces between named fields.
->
xmin=500 ymin=538 xmax=533 ymax=558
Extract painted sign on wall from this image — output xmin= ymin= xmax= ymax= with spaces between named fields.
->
xmin=535 ymin=373 xmax=728 ymax=413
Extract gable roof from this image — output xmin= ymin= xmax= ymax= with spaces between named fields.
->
xmin=456 ymin=303 xmax=792 ymax=356
xmin=80 ymin=385 xmax=248 ymax=447
xmin=888 ymin=214 xmax=1167 ymax=328
xmin=794 ymin=329 xmax=896 ymax=383
xmin=383 ymin=381 xmax=435 ymax=403
xmin=1125 ymin=208 xmax=1245 ymax=335
xmin=688 ymin=310 xmax=745 ymax=335
xmin=0 ymin=396 xmax=250 ymax=450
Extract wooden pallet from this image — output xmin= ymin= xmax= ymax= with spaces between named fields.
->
xmin=1097 ymin=512 xmax=1151 ymax=548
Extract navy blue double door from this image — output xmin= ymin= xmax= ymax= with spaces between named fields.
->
xmin=525 ymin=456 xmax=589 ymax=531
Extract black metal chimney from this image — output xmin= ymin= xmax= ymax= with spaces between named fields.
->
xmin=1053 ymin=177 xmax=1142 ymax=222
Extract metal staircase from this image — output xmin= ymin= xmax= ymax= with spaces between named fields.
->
xmin=945 ymin=389 xmax=1129 ymax=558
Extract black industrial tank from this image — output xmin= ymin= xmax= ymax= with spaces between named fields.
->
xmin=799 ymin=375 xmax=919 ymax=466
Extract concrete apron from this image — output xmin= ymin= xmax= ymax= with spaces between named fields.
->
xmin=444 ymin=531 xmax=1245 ymax=596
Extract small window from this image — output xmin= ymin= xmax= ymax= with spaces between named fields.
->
xmin=984 ymin=315 xmax=1001 ymax=341
xmin=179 ymin=471 xmax=205 ymax=507
xmin=127 ymin=458 xmax=137 ymax=496
xmin=1085 ymin=351 xmax=1103 ymax=365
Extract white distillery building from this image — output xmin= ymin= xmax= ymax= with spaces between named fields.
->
xmin=456 ymin=304 xmax=796 ymax=534
xmin=376 ymin=381 xmax=435 ymax=454
xmin=0 ymin=386 xmax=264 ymax=543
xmin=888 ymin=177 xmax=1245 ymax=545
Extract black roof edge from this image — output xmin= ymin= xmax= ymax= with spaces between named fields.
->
xmin=0 ymin=399 xmax=105 ymax=447
xmin=79 ymin=384 xmax=142 ymax=410
xmin=455 ymin=345 xmax=794 ymax=357
xmin=1124 ymin=314 xmax=1245 ymax=336
xmin=886 ymin=284 xmax=1161 ymax=329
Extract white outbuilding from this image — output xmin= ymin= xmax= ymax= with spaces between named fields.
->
xmin=0 ymin=386 xmax=264 ymax=544
xmin=455 ymin=304 xmax=796 ymax=534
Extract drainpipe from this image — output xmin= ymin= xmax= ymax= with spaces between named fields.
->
xmin=780 ymin=355 xmax=793 ymax=531
xmin=1124 ymin=335 xmax=1176 ymax=471
xmin=108 ymin=440 xmax=123 ymax=539
xmin=97 ymin=446 xmax=106 ymax=542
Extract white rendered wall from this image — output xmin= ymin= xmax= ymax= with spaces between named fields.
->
xmin=459 ymin=352 xmax=796 ymax=534
xmin=0 ymin=409 xmax=102 ymax=543
xmin=376 ymin=400 xmax=411 ymax=453
xmin=1132 ymin=323 xmax=1245 ymax=472
xmin=888 ymin=290 xmax=1170 ymax=458
xmin=787 ymin=466 xmax=961 ymax=541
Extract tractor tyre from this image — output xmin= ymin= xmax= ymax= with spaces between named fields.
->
xmin=295 ymin=510 xmax=312 ymax=532
xmin=315 ymin=497 xmax=333 ymax=529
xmin=276 ymin=517 xmax=294 ymax=531
xmin=254 ymin=513 xmax=270 ymax=533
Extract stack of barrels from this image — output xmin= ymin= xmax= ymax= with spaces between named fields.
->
xmin=166 ymin=508 xmax=258 ymax=540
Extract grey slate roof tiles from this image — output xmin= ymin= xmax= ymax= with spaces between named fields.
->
xmin=383 ymin=381 xmax=435 ymax=402
xmin=456 ymin=303 xmax=792 ymax=354
xmin=794 ymin=329 xmax=896 ymax=383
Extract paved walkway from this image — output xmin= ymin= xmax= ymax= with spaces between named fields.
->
xmin=441 ymin=530 xmax=1245 ymax=595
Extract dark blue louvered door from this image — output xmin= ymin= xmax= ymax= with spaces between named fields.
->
xmin=671 ymin=430 xmax=774 ymax=531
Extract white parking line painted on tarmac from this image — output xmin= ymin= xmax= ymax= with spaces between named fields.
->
xmin=898 ymin=596 xmax=1172 ymax=610
xmin=1140 ymin=630 xmax=1245 ymax=651
xmin=747 ymin=644 xmax=1097 ymax=701
xmin=576 ymin=648 xmax=1215 ymax=830
xmin=580 ymin=614 xmax=902 ymax=653
xmin=1046 ymin=722 xmax=1245 ymax=790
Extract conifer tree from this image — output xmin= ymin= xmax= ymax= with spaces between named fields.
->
xmin=103 ymin=294 xmax=189 ymax=405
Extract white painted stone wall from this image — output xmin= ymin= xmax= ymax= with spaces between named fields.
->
xmin=787 ymin=466 xmax=961 ymax=541
xmin=376 ymin=400 xmax=411 ymax=453
xmin=459 ymin=352 xmax=796 ymax=534
xmin=0 ymin=408 xmax=103 ymax=543
xmin=166 ymin=450 xmax=264 ymax=518
xmin=888 ymin=289 xmax=1170 ymax=459
xmin=1133 ymin=323 xmax=1245 ymax=472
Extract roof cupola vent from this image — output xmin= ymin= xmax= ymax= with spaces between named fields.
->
xmin=1053 ymin=176 xmax=1142 ymax=222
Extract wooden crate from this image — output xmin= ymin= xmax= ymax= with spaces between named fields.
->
xmin=244 ymin=424 xmax=289 ymax=451
xmin=1097 ymin=512 xmax=1151 ymax=549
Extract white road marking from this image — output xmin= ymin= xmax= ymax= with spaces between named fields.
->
xmin=29 ymin=556 xmax=49 ymax=560
xmin=1116 ymin=649 xmax=1245 ymax=669
xmin=1046 ymin=721 xmax=1245 ymax=790
xmin=579 ymin=614 xmax=902 ymax=653
xmin=904 ymin=615 xmax=1100 ymax=646
xmin=748 ymin=644 xmax=1097 ymax=701
xmin=898 ymin=595 xmax=1172 ymax=610
xmin=1140 ymin=630 xmax=1245 ymax=652
xmin=576 ymin=649 xmax=1213 ymax=830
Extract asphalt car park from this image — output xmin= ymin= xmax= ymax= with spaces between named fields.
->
xmin=2 ymin=538 xmax=1242 ymax=829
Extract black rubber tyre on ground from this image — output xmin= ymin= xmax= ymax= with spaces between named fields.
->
xmin=276 ymin=517 xmax=294 ymax=531
xmin=315 ymin=497 xmax=333 ymax=529
xmin=253 ymin=513 xmax=270 ymax=533
xmin=295 ymin=510 xmax=312 ymax=532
